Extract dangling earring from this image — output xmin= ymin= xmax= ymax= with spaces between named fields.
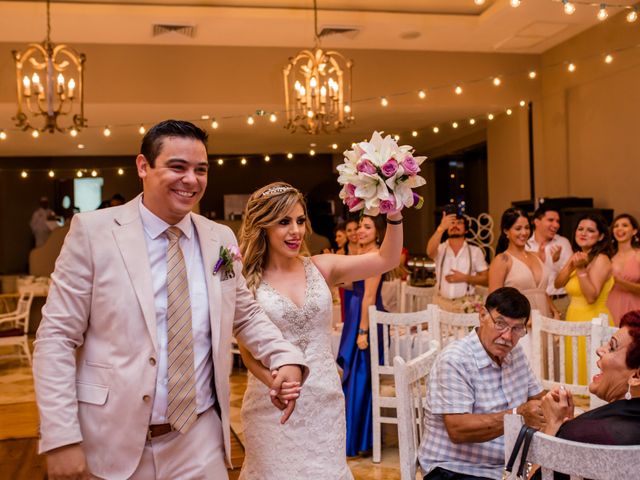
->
xmin=625 ymin=383 xmax=632 ymax=401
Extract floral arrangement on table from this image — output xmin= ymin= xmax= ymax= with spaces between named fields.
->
xmin=337 ymin=131 xmax=427 ymax=215
xmin=460 ymin=294 xmax=485 ymax=314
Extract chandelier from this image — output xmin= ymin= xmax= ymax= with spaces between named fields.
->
xmin=283 ymin=0 xmax=354 ymax=134
xmin=12 ymin=0 xmax=87 ymax=134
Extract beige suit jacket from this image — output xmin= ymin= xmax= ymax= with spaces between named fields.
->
xmin=33 ymin=196 xmax=307 ymax=479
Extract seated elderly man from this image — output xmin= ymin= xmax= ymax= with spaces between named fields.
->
xmin=418 ymin=287 xmax=545 ymax=480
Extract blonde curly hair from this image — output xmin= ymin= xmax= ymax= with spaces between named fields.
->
xmin=238 ymin=182 xmax=312 ymax=296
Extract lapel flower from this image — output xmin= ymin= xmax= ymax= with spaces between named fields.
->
xmin=213 ymin=245 xmax=242 ymax=276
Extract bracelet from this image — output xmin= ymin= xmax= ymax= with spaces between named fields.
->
xmin=386 ymin=218 xmax=403 ymax=225
xmin=358 ymin=328 xmax=369 ymax=335
xmin=577 ymin=270 xmax=588 ymax=278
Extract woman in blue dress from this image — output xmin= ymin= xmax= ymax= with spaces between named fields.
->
xmin=337 ymin=215 xmax=387 ymax=456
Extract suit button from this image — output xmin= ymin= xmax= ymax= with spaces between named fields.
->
xmin=149 ymin=357 xmax=156 ymax=366
xmin=143 ymin=395 xmax=151 ymax=403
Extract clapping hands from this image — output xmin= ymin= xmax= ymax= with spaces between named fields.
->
xmin=570 ymin=252 xmax=589 ymax=270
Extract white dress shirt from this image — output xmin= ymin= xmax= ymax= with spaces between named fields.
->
xmin=434 ymin=240 xmax=488 ymax=299
xmin=526 ymin=234 xmax=572 ymax=296
xmin=139 ymin=199 xmax=215 ymax=424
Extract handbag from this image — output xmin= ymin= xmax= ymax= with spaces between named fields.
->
xmin=503 ymin=425 xmax=536 ymax=480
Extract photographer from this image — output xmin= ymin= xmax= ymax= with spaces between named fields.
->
xmin=426 ymin=209 xmax=488 ymax=312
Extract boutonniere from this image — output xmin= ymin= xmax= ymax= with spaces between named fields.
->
xmin=213 ymin=245 xmax=242 ymax=278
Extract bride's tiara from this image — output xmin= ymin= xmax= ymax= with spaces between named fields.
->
xmin=261 ymin=186 xmax=295 ymax=197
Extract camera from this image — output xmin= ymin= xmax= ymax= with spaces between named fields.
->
xmin=443 ymin=203 xmax=464 ymax=218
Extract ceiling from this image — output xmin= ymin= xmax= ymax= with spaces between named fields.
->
xmin=0 ymin=0 xmax=637 ymax=157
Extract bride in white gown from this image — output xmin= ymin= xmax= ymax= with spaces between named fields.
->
xmin=237 ymin=182 xmax=403 ymax=479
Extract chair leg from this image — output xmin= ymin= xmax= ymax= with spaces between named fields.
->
xmin=23 ymin=338 xmax=32 ymax=366
xmin=372 ymin=416 xmax=381 ymax=463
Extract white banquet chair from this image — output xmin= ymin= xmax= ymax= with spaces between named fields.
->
xmin=368 ymin=306 xmax=434 ymax=463
xmin=431 ymin=307 xmax=479 ymax=349
xmin=393 ymin=346 xmax=439 ymax=480
xmin=0 ymin=291 xmax=34 ymax=365
xmin=400 ymin=281 xmax=435 ymax=313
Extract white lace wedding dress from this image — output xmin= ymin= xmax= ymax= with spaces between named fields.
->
xmin=239 ymin=257 xmax=353 ymax=479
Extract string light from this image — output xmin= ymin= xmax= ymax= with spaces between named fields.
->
xmin=411 ymin=130 xmax=418 ymax=137
xmin=381 ymin=97 xmax=389 ymax=107
xmin=21 ymin=170 xmax=28 ymax=178
xmin=138 ymin=125 xmax=146 ymax=135
xmin=76 ymin=170 xmax=83 ymax=177
xmin=91 ymin=169 xmax=98 ymax=177
xmin=474 ymin=0 xmax=486 ymax=4
xmin=563 ymin=0 xmax=576 ymax=15
xmin=597 ymin=4 xmax=608 ymax=21
xmin=393 ymin=134 xmax=400 ymax=141
xmin=269 ymin=113 xmax=277 ymax=123
xmin=48 ymin=170 xmax=55 ymax=178
xmin=433 ymin=126 xmax=440 ymax=133
xmin=103 ymin=127 xmax=111 ymax=137
xmin=217 ymin=158 xmax=224 ymax=165
xmin=344 ymin=104 xmax=351 ymax=114
xmin=309 ymin=149 xmax=316 ymax=156
xmin=627 ymin=8 xmax=638 ymax=22
xmin=567 ymin=62 xmax=576 ymax=72
xmin=331 ymin=143 xmax=338 ymax=150
xmin=487 ymin=113 xmax=494 ymax=120
xmin=211 ymin=119 xmax=219 ymax=129
xmin=32 ymin=130 xmax=39 ymax=138
xmin=493 ymin=77 xmax=502 ymax=87
xmin=529 ymin=70 xmax=537 ymax=79
xmin=506 ymin=108 xmax=513 ymax=115
xmin=264 ymin=155 xmax=270 ymax=162
xmin=469 ymin=118 xmax=476 ymax=125
xmin=247 ymin=116 xmax=255 ymax=125
xmin=0 ymin=131 xmax=7 ymax=140
xmin=287 ymin=153 xmax=293 ymax=159
xmin=418 ymin=90 xmax=427 ymax=99
xmin=70 ymin=128 xmax=78 ymax=137
xmin=519 ymin=100 xmax=526 ymax=107
xmin=200 ymin=114 xmax=210 ymax=120
xmin=510 ymin=0 xmax=521 ymax=7
xmin=605 ymin=54 xmax=613 ymax=64
xmin=452 ymin=122 xmax=459 ymax=129
xmin=77 ymin=144 xmax=85 ymax=149
xmin=117 ymin=168 xmax=124 ymax=175
xmin=240 ymin=157 xmax=247 ymax=165
xmin=454 ymin=85 xmax=463 ymax=95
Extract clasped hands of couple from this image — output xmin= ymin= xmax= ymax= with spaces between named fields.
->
xmin=516 ymin=385 xmax=575 ymax=436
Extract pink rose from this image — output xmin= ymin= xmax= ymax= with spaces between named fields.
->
xmin=402 ymin=155 xmax=420 ymax=176
xmin=379 ymin=197 xmax=396 ymax=214
xmin=381 ymin=158 xmax=399 ymax=178
xmin=345 ymin=196 xmax=363 ymax=210
xmin=228 ymin=245 xmax=242 ymax=261
xmin=356 ymin=159 xmax=377 ymax=175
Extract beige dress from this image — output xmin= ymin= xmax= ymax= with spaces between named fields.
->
xmin=504 ymin=252 xmax=551 ymax=316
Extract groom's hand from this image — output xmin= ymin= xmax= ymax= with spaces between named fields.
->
xmin=46 ymin=443 xmax=91 ymax=479
xmin=270 ymin=364 xmax=303 ymax=424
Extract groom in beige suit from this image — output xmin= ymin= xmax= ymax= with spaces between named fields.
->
xmin=33 ymin=120 xmax=307 ymax=479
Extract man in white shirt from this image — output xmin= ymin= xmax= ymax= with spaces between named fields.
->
xmin=427 ymin=213 xmax=488 ymax=312
xmin=526 ymin=205 xmax=573 ymax=316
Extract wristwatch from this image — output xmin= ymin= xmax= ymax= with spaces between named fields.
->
xmin=358 ymin=328 xmax=369 ymax=335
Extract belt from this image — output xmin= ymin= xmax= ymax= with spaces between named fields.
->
xmin=551 ymin=294 xmax=568 ymax=300
xmin=147 ymin=412 xmax=205 ymax=440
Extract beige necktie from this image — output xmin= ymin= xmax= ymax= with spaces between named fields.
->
xmin=165 ymin=226 xmax=197 ymax=433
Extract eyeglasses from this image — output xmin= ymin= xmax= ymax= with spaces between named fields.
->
xmin=487 ymin=310 xmax=527 ymax=338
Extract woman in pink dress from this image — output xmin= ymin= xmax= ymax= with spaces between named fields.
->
xmin=607 ymin=214 xmax=640 ymax=326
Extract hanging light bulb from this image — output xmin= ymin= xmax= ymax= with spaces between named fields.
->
xmin=529 ymin=70 xmax=537 ymax=79
xmin=76 ymin=170 xmax=83 ymax=177
xmin=605 ymin=54 xmax=613 ymax=64
xmin=77 ymin=144 xmax=85 ymax=150
xmin=264 ymin=155 xmax=270 ymax=162
xmin=32 ymin=129 xmax=39 ymax=138
xmin=344 ymin=104 xmax=351 ymax=114
xmin=510 ymin=0 xmax=521 ymax=8
xmin=117 ymin=168 xmax=124 ymax=175
xmin=454 ymin=85 xmax=463 ymax=95
xmin=393 ymin=134 xmax=400 ymax=142
xmin=411 ymin=131 xmax=418 ymax=137
xmin=506 ymin=108 xmax=513 ymax=116
xmin=627 ymin=8 xmax=638 ymax=22
xmin=493 ymin=77 xmax=501 ymax=86
xmin=597 ymin=4 xmax=608 ymax=21
xmin=452 ymin=122 xmax=459 ymax=129
xmin=474 ymin=0 xmax=486 ymax=5
xmin=269 ymin=113 xmax=277 ymax=123
xmin=380 ymin=97 xmax=389 ymax=107
xmin=103 ymin=127 xmax=111 ymax=137
xmin=247 ymin=116 xmax=255 ymax=125
xmin=48 ymin=170 xmax=55 ymax=178
xmin=287 ymin=153 xmax=293 ymax=159
xmin=217 ymin=158 xmax=224 ymax=165
xmin=0 ymin=130 xmax=7 ymax=140
xmin=331 ymin=143 xmax=338 ymax=150
xmin=309 ymin=149 xmax=316 ymax=156
xmin=563 ymin=0 xmax=576 ymax=15
xmin=138 ymin=125 xmax=146 ymax=135
xmin=211 ymin=119 xmax=219 ymax=129
xmin=21 ymin=170 xmax=28 ymax=178
xmin=469 ymin=118 xmax=476 ymax=125
xmin=70 ymin=128 xmax=78 ymax=137
xmin=240 ymin=157 xmax=247 ymax=165
xmin=487 ymin=113 xmax=494 ymax=120
xmin=91 ymin=169 xmax=98 ymax=177
xmin=567 ymin=63 xmax=576 ymax=73
xmin=418 ymin=90 xmax=426 ymax=99
xmin=433 ymin=126 xmax=440 ymax=133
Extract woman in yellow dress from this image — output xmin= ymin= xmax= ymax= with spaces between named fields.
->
xmin=555 ymin=213 xmax=613 ymax=385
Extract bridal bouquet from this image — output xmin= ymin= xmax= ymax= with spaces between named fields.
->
xmin=337 ymin=131 xmax=426 ymax=215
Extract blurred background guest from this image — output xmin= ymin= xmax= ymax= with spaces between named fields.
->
xmin=29 ymin=196 xmax=58 ymax=247
xmin=334 ymin=223 xmax=348 ymax=255
xmin=345 ymin=219 xmax=360 ymax=255
xmin=608 ymin=214 xmax=640 ymax=326
xmin=337 ymin=215 xmax=388 ymax=457
xmin=526 ymin=205 xmax=573 ymax=317
xmin=555 ymin=213 xmax=613 ymax=385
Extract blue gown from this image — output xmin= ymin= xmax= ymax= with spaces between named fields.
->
xmin=336 ymin=279 xmax=385 ymax=456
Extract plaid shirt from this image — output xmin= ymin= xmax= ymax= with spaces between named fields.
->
xmin=418 ymin=330 xmax=542 ymax=479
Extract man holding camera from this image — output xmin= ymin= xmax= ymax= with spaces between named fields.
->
xmin=426 ymin=210 xmax=488 ymax=312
